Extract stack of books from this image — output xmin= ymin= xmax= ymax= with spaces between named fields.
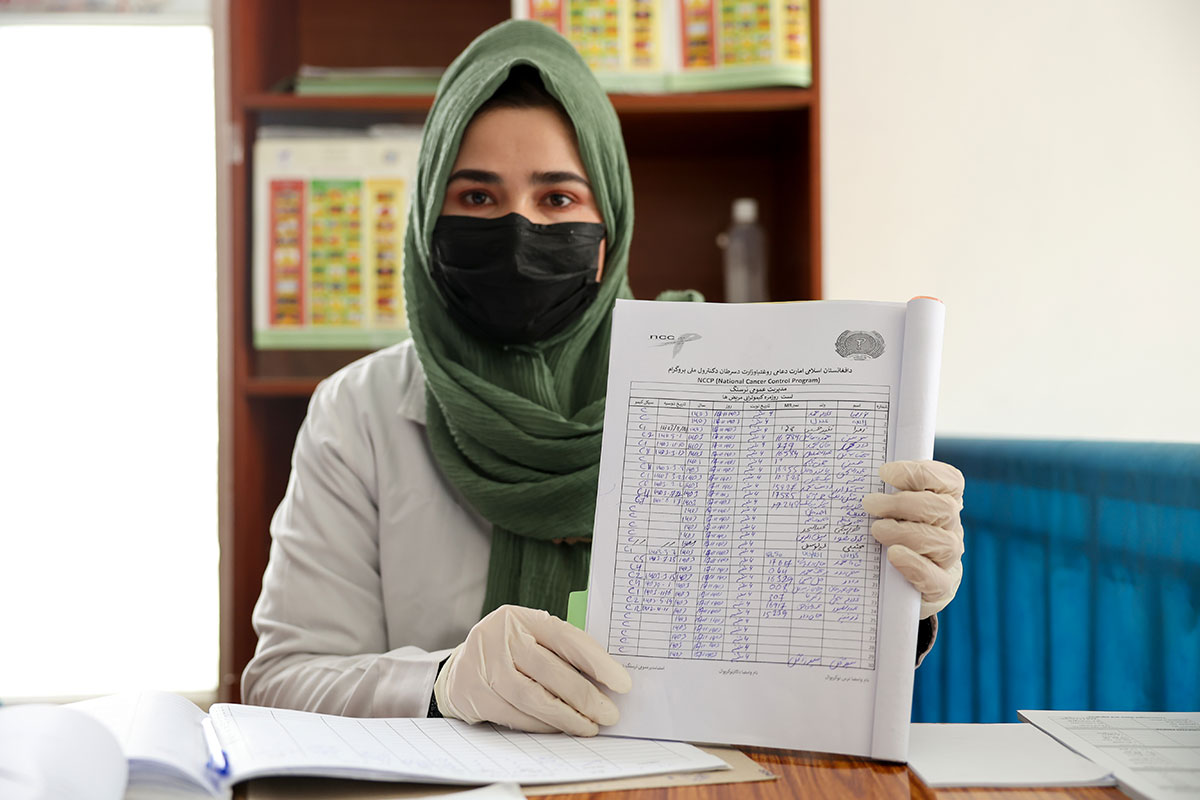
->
xmin=294 ymin=65 xmax=444 ymax=96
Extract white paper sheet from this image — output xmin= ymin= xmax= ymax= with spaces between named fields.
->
xmin=71 ymin=691 xmax=220 ymax=798
xmin=451 ymin=785 xmax=525 ymax=800
xmin=210 ymin=704 xmax=729 ymax=786
xmin=247 ymin=780 xmax=527 ymax=800
xmin=586 ymin=298 xmax=944 ymax=759
xmin=907 ymin=723 xmax=1115 ymax=787
xmin=1020 ymin=711 xmax=1200 ymax=800
xmin=0 ymin=704 xmax=128 ymax=800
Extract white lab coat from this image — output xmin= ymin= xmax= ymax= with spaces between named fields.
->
xmin=242 ymin=339 xmax=492 ymax=717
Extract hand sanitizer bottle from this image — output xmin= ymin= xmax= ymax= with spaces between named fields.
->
xmin=718 ymin=198 xmax=768 ymax=303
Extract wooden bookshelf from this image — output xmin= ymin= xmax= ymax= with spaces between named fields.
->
xmin=215 ymin=0 xmax=822 ymax=703
xmin=243 ymin=87 xmax=815 ymax=114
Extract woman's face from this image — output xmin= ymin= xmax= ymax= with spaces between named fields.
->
xmin=440 ymin=106 xmax=606 ymax=280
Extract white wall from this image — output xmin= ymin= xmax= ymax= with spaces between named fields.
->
xmin=821 ymin=0 xmax=1200 ymax=442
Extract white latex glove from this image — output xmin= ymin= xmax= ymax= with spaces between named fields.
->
xmin=433 ymin=605 xmax=632 ymax=737
xmin=863 ymin=460 xmax=965 ymax=618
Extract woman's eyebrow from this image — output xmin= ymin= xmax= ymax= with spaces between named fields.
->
xmin=531 ymin=170 xmax=591 ymax=189
xmin=447 ymin=168 xmax=501 ymax=184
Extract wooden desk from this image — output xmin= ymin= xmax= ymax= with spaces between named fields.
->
xmin=534 ymin=747 xmax=1127 ymax=800
xmin=240 ymin=748 xmax=1128 ymax=799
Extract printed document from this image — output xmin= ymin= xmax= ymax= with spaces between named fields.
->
xmin=1020 ymin=711 xmax=1200 ymax=800
xmin=587 ymin=298 xmax=945 ymax=759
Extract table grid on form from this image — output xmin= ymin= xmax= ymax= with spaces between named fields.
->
xmin=610 ymin=381 xmax=889 ymax=670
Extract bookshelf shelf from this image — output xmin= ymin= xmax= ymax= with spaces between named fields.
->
xmin=613 ymin=88 xmax=816 ymax=113
xmin=244 ymin=93 xmax=433 ymax=112
xmin=245 ymin=378 xmax=322 ymax=398
xmin=243 ymin=87 xmax=816 ymax=115
xmin=217 ymin=0 xmax=822 ymax=705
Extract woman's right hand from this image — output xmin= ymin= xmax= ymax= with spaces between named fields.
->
xmin=433 ymin=604 xmax=632 ymax=736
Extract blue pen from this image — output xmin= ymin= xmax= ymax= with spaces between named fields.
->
xmin=201 ymin=716 xmax=230 ymax=777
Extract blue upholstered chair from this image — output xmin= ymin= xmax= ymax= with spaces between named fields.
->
xmin=912 ymin=439 xmax=1200 ymax=722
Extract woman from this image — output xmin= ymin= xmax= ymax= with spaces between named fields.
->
xmin=242 ymin=20 xmax=965 ymax=738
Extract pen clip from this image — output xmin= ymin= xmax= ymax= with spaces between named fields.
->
xmin=201 ymin=716 xmax=230 ymax=778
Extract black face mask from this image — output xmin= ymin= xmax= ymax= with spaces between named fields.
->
xmin=430 ymin=213 xmax=606 ymax=345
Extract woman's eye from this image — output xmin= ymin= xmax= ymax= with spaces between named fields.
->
xmin=462 ymin=190 xmax=492 ymax=206
xmin=545 ymin=192 xmax=575 ymax=209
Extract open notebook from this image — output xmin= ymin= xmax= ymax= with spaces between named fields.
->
xmin=0 ymin=691 xmax=726 ymax=800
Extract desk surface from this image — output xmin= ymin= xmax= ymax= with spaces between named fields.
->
xmin=535 ymin=747 xmax=1126 ymax=800
xmin=241 ymin=747 xmax=1128 ymax=800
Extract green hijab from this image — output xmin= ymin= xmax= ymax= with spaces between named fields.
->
xmin=403 ymin=20 xmax=635 ymax=620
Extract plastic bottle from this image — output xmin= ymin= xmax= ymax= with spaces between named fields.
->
xmin=718 ymin=197 xmax=768 ymax=303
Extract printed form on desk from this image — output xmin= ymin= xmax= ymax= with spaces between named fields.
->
xmin=1020 ymin=711 xmax=1200 ymax=800
xmin=587 ymin=298 xmax=945 ymax=760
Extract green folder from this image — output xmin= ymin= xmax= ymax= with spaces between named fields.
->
xmin=567 ymin=590 xmax=588 ymax=631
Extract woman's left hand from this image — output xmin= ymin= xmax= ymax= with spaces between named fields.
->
xmin=863 ymin=460 xmax=965 ymax=618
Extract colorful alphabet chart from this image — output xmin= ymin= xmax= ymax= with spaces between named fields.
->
xmin=513 ymin=0 xmax=809 ymax=91
xmin=309 ymin=179 xmax=364 ymax=327
xmin=253 ymin=132 xmax=421 ymax=349
xmin=267 ymin=179 xmax=305 ymax=326
xmin=588 ymin=298 xmax=945 ymax=758
xmin=366 ymin=179 xmax=406 ymax=327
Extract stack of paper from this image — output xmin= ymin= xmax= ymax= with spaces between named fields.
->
xmin=295 ymin=66 xmax=444 ymax=96
xmin=907 ymin=723 xmax=1114 ymax=788
xmin=1020 ymin=711 xmax=1200 ymax=800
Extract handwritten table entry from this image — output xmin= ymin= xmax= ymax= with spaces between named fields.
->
xmin=610 ymin=381 xmax=888 ymax=671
